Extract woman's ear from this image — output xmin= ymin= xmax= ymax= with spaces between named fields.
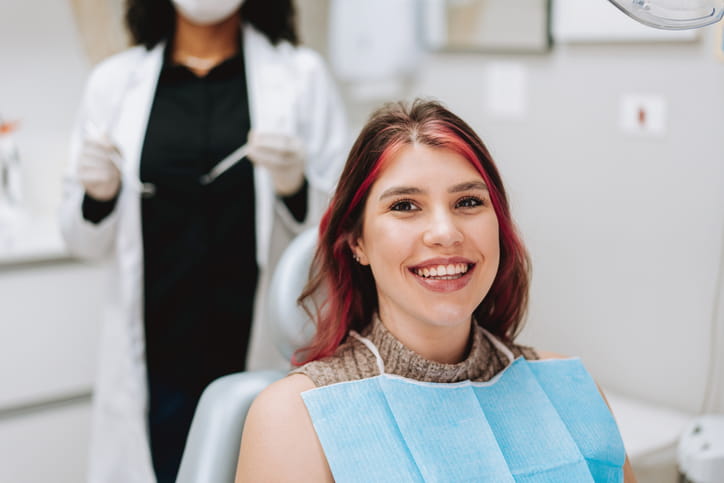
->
xmin=347 ymin=234 xmax=369 ymax=266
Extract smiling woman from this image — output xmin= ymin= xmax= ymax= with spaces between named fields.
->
xmin=235 ymin=99 xmax=637 ymax=482
xmin=294 ymin=98 xmax=531 ymax=366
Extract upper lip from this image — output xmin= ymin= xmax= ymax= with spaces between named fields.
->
xmin=409 ymin=256 xmax=475 ymax=270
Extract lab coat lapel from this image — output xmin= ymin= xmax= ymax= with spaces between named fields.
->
xmin=244 ymin=24 xmax=292 ymax=267
xmin=112 ymin=43 xmax=163 ymax=322
xmin=113 ymin=43 xmax=163 ymax=183
xmin=88 ymin=44 xmax=164 ymax=483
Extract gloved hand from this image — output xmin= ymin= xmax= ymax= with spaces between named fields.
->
xmin=246 ymin=130 xmax=305 ymax=196
xmin=77 ymin=127 xmax=122 ymax=201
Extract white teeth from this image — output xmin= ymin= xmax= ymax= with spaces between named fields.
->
xmin=414 ymin=263 xmax=470 ymax=278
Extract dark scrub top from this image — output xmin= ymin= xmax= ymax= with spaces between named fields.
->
xmin=140 ymin=51 xmax=256 ymax=392
xmin=83 ymin=46 xmax=306 ymax=483
xmin=139 ymin=49 xmax=307 ymax=391
xmin=142 ymin=49 xmax=257 ymax=483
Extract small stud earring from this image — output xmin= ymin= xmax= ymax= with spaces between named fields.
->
xmin=353 ymin=254 xmax=360 ymax=263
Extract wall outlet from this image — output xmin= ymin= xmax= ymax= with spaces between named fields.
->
xmin=619 ymin=94 xmax=667 ymax=136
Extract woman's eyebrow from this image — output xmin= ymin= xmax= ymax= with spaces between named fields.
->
xmin=378 ymin=181 xmax=488 ymax=200
xmin=449 ymin=181 xmax=488 ymax=193
xmin=378 ymin=186 xmax=423 ymax=200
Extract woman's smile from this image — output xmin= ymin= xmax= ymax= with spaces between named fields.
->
xmin=409 ymin=258 xmax=476 ymax=292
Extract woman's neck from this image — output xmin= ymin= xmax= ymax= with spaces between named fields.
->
xmin=377 ymin=311 xmax=474 ymax=364
xmin=171 ymin=13 xmax=241 ymax=76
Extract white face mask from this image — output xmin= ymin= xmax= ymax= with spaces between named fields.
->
xmin=172 ymin=0 xmax=245 ymax=26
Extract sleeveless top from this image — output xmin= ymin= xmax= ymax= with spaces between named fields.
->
xmin=292 ymin=316 xmax=538 ymax=387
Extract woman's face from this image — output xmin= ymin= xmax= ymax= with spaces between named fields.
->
xmin=352 ymin=143 xmax=500 ymax=334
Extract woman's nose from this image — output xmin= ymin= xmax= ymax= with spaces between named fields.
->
xmin=422 ymin=210 xmax=463 ymax=247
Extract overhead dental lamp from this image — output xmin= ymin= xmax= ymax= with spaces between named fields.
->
xmin=607 ymin=0 xmax=724 ymax=29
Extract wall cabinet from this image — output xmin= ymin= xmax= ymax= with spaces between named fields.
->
xmin=0 ymin=254 xmax=108 ymax=483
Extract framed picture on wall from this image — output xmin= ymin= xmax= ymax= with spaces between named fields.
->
xmin=422 ymin=0 xmax=552 ymax=54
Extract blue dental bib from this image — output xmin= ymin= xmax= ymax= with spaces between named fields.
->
xmin=301 ymin=332 xmax=625 ymax=482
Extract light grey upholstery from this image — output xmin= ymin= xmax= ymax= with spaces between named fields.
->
xmin=176 ymin=227 xmax=318 ymax=483
xmin=268 ymin=227 xmax=318 ymax=361
xmin=175 ymin=370 xmax=285 ymax=483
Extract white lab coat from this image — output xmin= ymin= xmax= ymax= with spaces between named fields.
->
xmin=59 ymin=24 xmax=348 ymax=483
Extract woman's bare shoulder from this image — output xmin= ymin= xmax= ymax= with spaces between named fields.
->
xmin=235 ymin=374 xmax=332 ymax=482
xmin=242 ymin=373 xmax=317 ymax=431
xmin=261 ymin=373 xmax=317 ymax=400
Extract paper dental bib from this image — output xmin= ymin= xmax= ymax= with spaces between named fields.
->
xmin=301 ymin=333 xmax=625 ymax=482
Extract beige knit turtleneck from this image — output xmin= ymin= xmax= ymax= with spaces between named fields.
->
xmin=292 ymin=317 xmax=538 ymax=388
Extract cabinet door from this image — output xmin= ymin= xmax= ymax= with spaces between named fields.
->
xmin=0 ymin=260 xmax=108 ymax=483
xmin=0 ymin=261 xmax=108 ymax=407
xmin=0 ymin=400 xmax=92 ymax=483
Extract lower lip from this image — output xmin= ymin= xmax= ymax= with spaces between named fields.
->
xmin=410 ymin=266 xmax=475 ymax=293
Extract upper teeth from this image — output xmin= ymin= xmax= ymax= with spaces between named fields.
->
xmin=414 ymin=263 xmax=469 ymax=278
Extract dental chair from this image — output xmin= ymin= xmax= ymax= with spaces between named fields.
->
xmin=176 ymin=226 xmax=691 ymax=483
xmin=175 ymin=228 xmax=318 ymax=483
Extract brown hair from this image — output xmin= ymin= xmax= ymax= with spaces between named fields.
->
xmin=125 ymin=0 xmax=299 ymax=49
xmin=295 ymin=99 xmax=530 ymax=365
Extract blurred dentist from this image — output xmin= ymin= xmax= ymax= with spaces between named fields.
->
xmin=59 ymin=0 xmax=348 ymax=481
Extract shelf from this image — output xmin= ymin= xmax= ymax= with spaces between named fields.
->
xmin=0 ymin=211 xmax=69 ymax=267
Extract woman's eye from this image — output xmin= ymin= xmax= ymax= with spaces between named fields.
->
xmin=390 ymin=200 xmax=418 ymax=212
xmin=456 ymin=196 xmax=484 ymax=208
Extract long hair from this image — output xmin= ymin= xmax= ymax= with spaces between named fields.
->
xmin=295 ymin=99 xmax=531 ymax=365
xmin=125 ymin=0 xmax=299 ymax=49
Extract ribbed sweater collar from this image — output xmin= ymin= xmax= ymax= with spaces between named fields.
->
xmin=360 ymin=315 xmax=505 ymax=383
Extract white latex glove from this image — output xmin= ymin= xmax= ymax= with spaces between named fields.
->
xmin=77 ymin=127 xmax=122 ymax=201
xmin=246 ymin=130 xmax=305 ymax=196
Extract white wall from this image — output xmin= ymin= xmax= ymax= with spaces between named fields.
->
xmin=406 ymin=36 xmax=724 ymax=414
xmin=299 ymin=0 xmax=724 ymax=415
xmin=0 ymin=0 xmax=90 ymax=215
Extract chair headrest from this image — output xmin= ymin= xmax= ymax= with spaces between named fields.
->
xmin=267 ymin=227 xmax=319 ymax=361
